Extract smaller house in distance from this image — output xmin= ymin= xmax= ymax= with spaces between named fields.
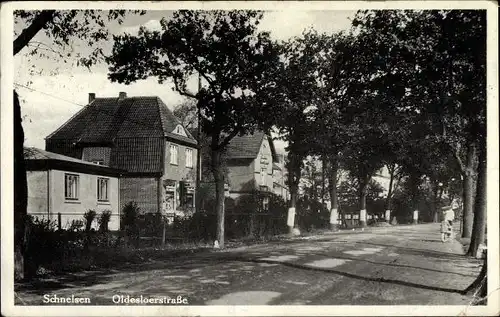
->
xmin=272 ymin=152 xmax=289 ymax=201
xmin=25 ymin=147 xmax=123 ymax=230
xmin=225 ymin=131 xmax=285 ymax=208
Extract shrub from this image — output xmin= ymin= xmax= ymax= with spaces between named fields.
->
xmin=83 ymin=209 xmax=97 ymax=232
xmin=121 ymin=202 xmax=139 ymax=230
xmin=69 ymin=219 xmax=84 ymax=232
xmin=140 ymin=211 xmax=164 ymax=237
xmin=24 ymin=216 xmax=59 ymax=276
xmin=121 ymin=202 xmax=140 ymax=246
xmin=98 ymin=210 xmax=112 ymax=232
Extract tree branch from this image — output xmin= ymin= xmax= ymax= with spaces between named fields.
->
xmin=451 ymin=142 xmax=466 ymax=174
xmin=26 ymin=43 xmax=64 ymax=57
xmin=14 ymin=10 xmax=55 ymax=56
xmin=172 ymin=76 xmax=198 ymax=99
xmin=217 ymin=127 xmax=240 ymax=150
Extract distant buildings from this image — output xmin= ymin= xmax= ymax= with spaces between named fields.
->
xmin=225 ymin=131 xmax=289 ymax=206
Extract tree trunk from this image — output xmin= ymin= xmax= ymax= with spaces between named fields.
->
xmin=467 ymin=144 xmax=486 ymax=256
xmin=288 ymin=183 xmax=298 ymax=234
xmin=409 ymin=172 xmax=420 ymax=224
xmin=286 ymin=153 xmax=301 ymax=234
xmin=385 ymin=164 xmax=396 ymax=222
xmin=432 ymin=181 xmax=440 ymax=223
xmin=461 ymin=143 xmax=477 ymax=238
xmin=464 ymin=256 xmax=487 ymax=305
xmin=321 ymin=157 xmax=326 ymax=207
xmin=14 ymin=90 xmax=29 ymax=281
xmin=359 ymin=175 xmax=369 ymax=227
xmin=328 ymin=157 xmax=339 ymax=231
xmin=210 ymin=140 xmax=225 ymax=249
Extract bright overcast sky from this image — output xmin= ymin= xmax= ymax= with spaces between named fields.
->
xmin=14 ymin=10 xmax=356 ymax=150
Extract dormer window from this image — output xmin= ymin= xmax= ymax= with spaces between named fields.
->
xmin=172 ymin=125 xmax=187 ymax=137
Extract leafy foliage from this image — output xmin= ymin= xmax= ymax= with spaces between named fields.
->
xmin=121 ymin=201 xmax=140 ymax=233
xmin=83 ymin=209 xmax=97 ymax=232
xmin=98 ymin=210 xmax=112 ymax=233
xmin=107 ymin=10 xmax=283 ymax=248
xmin=107 ymin=10 xmax=281 ymax=144
xmin=352 ymin=10 xmax=486 ymax=168
xmin=14 ymin=10 xmax=145 ymax=67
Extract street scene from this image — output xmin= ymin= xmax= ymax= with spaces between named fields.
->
xmin=15 ymin=223 xmax=483 ymax=306
xmin=3 ymin=2 xmax=497 ymax=316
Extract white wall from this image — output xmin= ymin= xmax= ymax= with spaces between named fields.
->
xmin=27 ymin=169 xmax=120 ymax=230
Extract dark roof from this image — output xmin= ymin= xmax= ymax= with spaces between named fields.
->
xmin=226 ymin=131 xmax=278 ymax=162
xmin=47 ymin=96 xmax=197 ymax=146
xmin=24 ymin=147 xmax=124 ymax=177
xmin=45 ymin=95 xmax=197 ymax=174
xmin=109 ymin=137 xmax=165 ymax=174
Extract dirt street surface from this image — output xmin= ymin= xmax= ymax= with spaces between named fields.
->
xmin=15 ymin=223 xmax=483 ymax=305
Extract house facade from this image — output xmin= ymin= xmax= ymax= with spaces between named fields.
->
xmin=272 ymin=152 xmax=289 ymax=201
xmin=45 ymin=92 xmax=198 ymax=220
xmin=25 ymin=147 xmax=123 ymax=230
xmin=225 ymin=132 xmax=287 ymax=207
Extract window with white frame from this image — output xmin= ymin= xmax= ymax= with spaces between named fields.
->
xmin=170 ymin=144 xmax=178 ymax=165
xmin=262 ymin=196 xmax=269 ymax=211
xmin=260 ymin=168 xmax=267 ymax=186
xmin=97 ymin=178 xmax=109 ymax=201
xmin=65 ymin=174 xmax=79 ymax=200
xmin=186 ymin=148 xmax=193 ymax=168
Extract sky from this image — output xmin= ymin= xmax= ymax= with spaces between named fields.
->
xmin=14 ymin=10 xmax=356 ymax=151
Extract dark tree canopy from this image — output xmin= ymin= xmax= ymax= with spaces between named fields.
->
xmin=107 ymin=10 xmax=281 ymax=149
xmin=14 ymin=10 xmax=145 ymax=67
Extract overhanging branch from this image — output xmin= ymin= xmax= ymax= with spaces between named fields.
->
xmin=172 ymin=76 xmax=198 ymax=99
xmin=218 ymin=127 xmax=240 ymax=150
xmin=14 ymin=10 xmax=55 ymax=56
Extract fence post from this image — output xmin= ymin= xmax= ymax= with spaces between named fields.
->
xmin=57 ymin=212 xmax=62 ymax=231
xmin=162 ymin=218 xmax=166 ymax=246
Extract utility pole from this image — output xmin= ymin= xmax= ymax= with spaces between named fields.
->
xmin=195 ymin=72 xmax=202 ymax=213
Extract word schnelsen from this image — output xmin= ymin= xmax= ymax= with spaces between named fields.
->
xmin=43 ymin=294 xmax=91 ymax=304
xmin=112 ymin=295 xmax=189 ymax=305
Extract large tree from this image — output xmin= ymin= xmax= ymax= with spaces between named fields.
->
xmin=106 ymin=10 xmax=281 ymax=248
xmin=341 ymin=98 xmax=387 ymax=227
xmin=308 ymin=31 xmax=358 ymax=230
xmin=257 ymin=31 xmax=327 ymax=234
xmin=13 ymin=9 xmax=144 ymax=280
xmin=352 ymin=10 xmax=486 ymax=237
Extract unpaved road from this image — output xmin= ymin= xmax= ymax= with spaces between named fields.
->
xmin=15 ymin=223 xmax=483 ymax=305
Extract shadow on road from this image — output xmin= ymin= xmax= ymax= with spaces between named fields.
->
xmin=214 ymin=255 xmax=473 ymax=295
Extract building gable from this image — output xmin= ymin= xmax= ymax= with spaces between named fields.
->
xmin=45 ymin=93 xmax=197 ymax=174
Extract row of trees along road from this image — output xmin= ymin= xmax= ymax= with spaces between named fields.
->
xmin=14 ymin=10 xmax=486 ymax=283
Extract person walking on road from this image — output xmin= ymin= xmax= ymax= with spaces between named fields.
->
xmin=442 ymin=205 xmax=455 ymax=227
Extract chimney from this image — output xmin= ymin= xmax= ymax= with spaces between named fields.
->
xmin=88 ymin=93 xmax=96 ymax=103
xmin=118 ymin=92 xmax=127 ymax=100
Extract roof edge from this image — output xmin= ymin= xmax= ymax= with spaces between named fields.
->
xmin=45 ymin=102 xmax=91 ymax=140
xmin=26 ymin=159 xmax=125 ymax=177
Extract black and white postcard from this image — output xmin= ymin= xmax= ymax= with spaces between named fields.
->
xmin=1 ymin=1 xmax=498 ymax=316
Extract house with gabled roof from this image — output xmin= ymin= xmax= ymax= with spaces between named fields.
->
xmin=225 ymin=131 xmax=288 ymax=207
xmin=45 ymin=92 xmax=198 ymax=219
